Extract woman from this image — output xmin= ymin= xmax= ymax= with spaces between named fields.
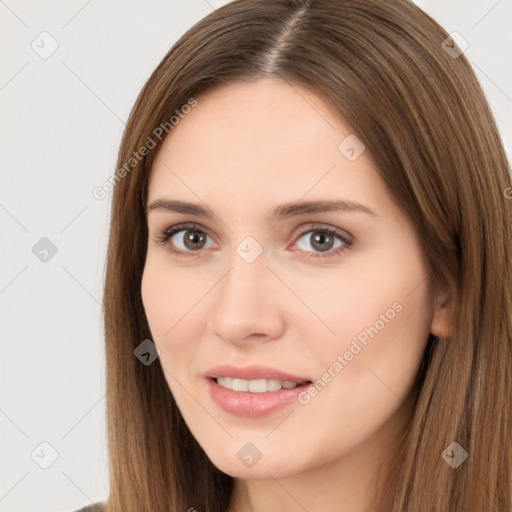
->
xmin=78 ymin=0 xmax=512 ymax=510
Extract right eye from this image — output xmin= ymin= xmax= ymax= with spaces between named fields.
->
xmin=154 ymin=223 xmax=215 ymax=258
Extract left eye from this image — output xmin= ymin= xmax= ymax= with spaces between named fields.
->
xmin=154 ymin=223 xmax=353 ymax=259
xmin=292 ymin=227 xmax=352 ymax=257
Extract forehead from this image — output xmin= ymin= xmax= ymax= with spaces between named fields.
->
xmin=158 ymin=78 xmax=348 ymax=159
xmin=147 ymin=78 xmax=386 ymax=215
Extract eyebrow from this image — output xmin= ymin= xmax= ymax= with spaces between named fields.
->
xmin=147 ymin=198 xmax=378 ymax=223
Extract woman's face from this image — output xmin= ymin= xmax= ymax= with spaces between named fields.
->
xmin=141 ymin=78 xmax=448 ymax=481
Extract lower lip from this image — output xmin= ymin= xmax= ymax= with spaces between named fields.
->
xmin=206 ymin=378 xmax=311 ymax=418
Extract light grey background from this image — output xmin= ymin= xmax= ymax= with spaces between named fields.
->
xmin=1 ymin=1 xmax=510 ymax=511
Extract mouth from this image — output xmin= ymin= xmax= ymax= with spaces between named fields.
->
xmin=206 ymin=376 xmax=314 ymax=417
xmin=208 ymin=376 xmax=313 ymax=393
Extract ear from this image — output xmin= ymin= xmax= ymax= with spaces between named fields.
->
xmin=430 ymin=286 xmax=452 ymax=338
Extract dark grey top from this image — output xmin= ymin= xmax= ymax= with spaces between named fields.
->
xmin=70 ymin=503 xmax=105 ymax=512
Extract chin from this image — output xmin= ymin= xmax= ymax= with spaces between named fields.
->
xmin=203 ymin=442 xmax=300 ymax=480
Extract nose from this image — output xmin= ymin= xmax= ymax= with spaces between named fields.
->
xmin=207 ymin=247 xmax=286 ymax=346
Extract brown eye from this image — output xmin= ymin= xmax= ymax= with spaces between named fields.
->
xmin=181 ymin=229 xmax=208 ymax=250
xmin=293 ymin=226 xmax=353 ymax=258
xmin=155 ymin=223 xmax=214 ymax=257
xmin=308 ymin=231 xmax=336 ymax=252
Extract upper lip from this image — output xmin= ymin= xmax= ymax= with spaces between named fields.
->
xmin=205 ymin=364 xmax=312 ymax=383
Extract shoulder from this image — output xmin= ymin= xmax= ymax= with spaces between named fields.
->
xmin=69 ymin=503 xmax=106 ymax=512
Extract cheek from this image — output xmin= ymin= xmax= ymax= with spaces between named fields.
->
xmin=298 ymin=248 xmax=432 ymax=438
xmin=292 ymin=241 xmax=431 ymax=356
xmin=141 ymin=263 xmax=171 ymax=338
xmin=141 ymin=255 xmax=201 ymax=334
xmin=141 ymin=259 xmax=208 ymax=372
xmin=298 ymin=280 xmax=431 ymax=399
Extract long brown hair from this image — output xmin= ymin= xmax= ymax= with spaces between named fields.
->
xmin=101 ymin=0 xmax=512 ymax=510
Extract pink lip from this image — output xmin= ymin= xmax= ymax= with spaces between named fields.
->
xmin=204 ymin=364 xmax=311 ymax=383
xmin=206 ymin=378 xmax=312 ymax=418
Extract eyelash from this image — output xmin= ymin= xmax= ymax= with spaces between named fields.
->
xmin=153 ymin=222 xmax=353 ymax=259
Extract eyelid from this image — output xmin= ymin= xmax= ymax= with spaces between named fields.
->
xmin=291 ymin=223 xmax=353 ymax=245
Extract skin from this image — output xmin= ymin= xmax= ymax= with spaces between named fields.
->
xmin=141 ymin=78 xmax=450 ymax=512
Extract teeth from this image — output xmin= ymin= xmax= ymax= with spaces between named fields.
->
xmin=216 ymin=377 xmax=303 ymax=392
